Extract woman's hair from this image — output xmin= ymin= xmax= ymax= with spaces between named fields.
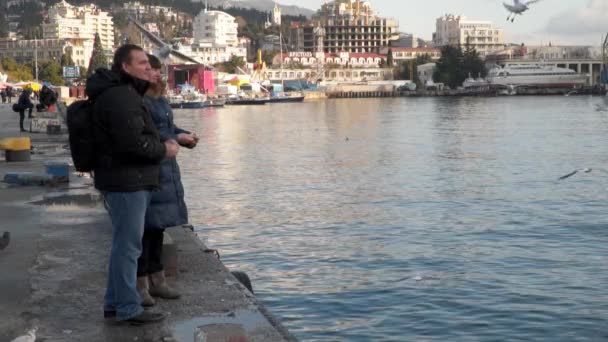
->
xmin=147 ymin=54 xmax=162 ymax=70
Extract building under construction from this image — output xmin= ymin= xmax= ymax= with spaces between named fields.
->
xmin=288 ymin=0 xmax=399 ymax=54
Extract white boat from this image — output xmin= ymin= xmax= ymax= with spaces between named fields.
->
xmin=487 ymin=64 xmax=588 ymax=88
xmin=168 ymin=85 xmax=219 ymax=109
xmin=462 ymin=74 xmax=489 ymax=89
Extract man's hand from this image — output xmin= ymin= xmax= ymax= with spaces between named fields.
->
xmin=164 ymin=139 xmax=180 ymax=159
xmin=177 ymin=133 xmax=199 ymax=148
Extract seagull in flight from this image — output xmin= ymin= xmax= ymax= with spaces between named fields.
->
xmin=504 ymin=0 xmax=541 ymax=22
xmin=558 ymin=168 xmax=592 ymax=180
xmin=10 ymin=327 xmax=37 ymax=342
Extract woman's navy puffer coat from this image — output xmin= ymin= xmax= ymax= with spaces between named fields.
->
xmin=143 ymin=95 xmax=189 ymax=229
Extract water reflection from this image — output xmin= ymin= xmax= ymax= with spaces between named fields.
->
xmin=175 ymin=97 xmax=608 ymax=341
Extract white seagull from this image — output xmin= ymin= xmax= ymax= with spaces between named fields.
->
xmin=11 ymin=327 xmax=37 ymax=342
xmin=504 ymin=0 xmax=541 ymax=22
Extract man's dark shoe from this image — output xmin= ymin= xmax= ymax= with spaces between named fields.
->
xmin=104 ymin=310 xmax=116 ymax=319
xmin=124 ymin=311 xmax=165 ymax=325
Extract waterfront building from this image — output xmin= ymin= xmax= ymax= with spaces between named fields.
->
xmin=273 ymin=51 xmax=386 ymax=68
xmin=42 ymin=0 xmax=114 ymax=63
xmin=0 ymin=38 xmax=92 ymax=67
xmin=263 ymin=66 xmax=393 ymax=83
xmin=288 ymin=0 xmax=399 ymax=54
xmin=175 ymin=43 xmax=247 ymax=65
xmin=433 ymin=14 xmax=504 ymax=57
xmin=379 ymin=47 xmax=441 ymax=62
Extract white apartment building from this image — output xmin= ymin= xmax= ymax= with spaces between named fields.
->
xmin=433 ymin=14 xmax=504 ymax=57
xmin=0 ymin=38 xmax=92 ymax=67
xmin=122 ymin=2 xmax=178 ymax=20
xmin=193 ymin=10 xmax=238 ymax=47
xmin=43 ymin=0 xmax=114 ymax=64
xmin=272 ymin=3 xmax=282 ymax=26
xmin=175 ymin=43 xmax=247 ymax=65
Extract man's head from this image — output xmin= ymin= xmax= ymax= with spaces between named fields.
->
xmin=111 ymin=44 xmax=151 ymax=81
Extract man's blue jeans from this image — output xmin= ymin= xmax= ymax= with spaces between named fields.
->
xmin=102 ymin=191 xmax=151 ymax=321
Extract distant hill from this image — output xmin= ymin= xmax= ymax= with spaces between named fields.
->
xmin=200 ymin=0 xmax=314 ymax=17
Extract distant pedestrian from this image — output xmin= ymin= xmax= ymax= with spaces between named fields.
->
xmin=86 ymin=44 xmax=180 ymax=325
xmin=135 ymin=54 xmax=198 ymax=306
xmin=0 ymin=89 xmax=6 ymax=103
xmin=16 ymin=88 xmax=33 ymax=132
xmin=6 ymin=87 xmax=14 ymax=103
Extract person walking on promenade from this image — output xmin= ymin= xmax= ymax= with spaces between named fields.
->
xmin=6 ymin=87 xmax=14 ymax=103
xmin=1 ymin=88 xmax=6 ymax=103
xmin=136 ymin=54 xmax=198 ymax=306
xmin=16 ymin=88 xmax=33 ymax=132
xmin=86 ymin=44 xmax=180 ymax=324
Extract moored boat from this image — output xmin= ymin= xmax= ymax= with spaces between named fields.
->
xmin=487 ymin=64 xmax=588 ymax=88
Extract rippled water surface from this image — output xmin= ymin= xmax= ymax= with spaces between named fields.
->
xmin=175 ymin=97 xmax=608 ymax=341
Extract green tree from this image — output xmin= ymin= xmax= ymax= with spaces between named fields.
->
xmin=262 ymin=50 xmax=278 ymax=66
xmin=462 ymin=38 xmax=486 ymax=79
xmin=1 ymin=58 xmax=33 ymax=81
xmin=87 ymin=33 xmax=108 ymax=76
xmin=39 ymin=60 xmax=64 ymax=85
xmin=216 ymin=55 xmax=246 ymax=74
xmin=433 ymin=45 xmax=465 ymax=89
xmin=386 ymin=48 xmax=394 ymax=67
xmin=60 ymin=52 xmax=75 ymax=67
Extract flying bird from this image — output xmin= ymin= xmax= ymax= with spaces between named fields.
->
xmin=503 ymin=0 xmax=541 ymax=22
xmin=558 ymin=168 xmax=592 ymax=180
xmin=128 ymin=16 xmax=201 ymax=64
xmin=0 ymin=231 xmax=10 ymax=250
xmin=10 ymin=327 xmax=37 ymax=342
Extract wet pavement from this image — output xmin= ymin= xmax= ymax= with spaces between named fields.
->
xmin=0 ymin=103 xmax=297 ymax=342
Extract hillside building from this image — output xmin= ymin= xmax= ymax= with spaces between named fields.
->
xmin=288 ymin=0 xmax=399 ymax=54
xmin=193 ymin=9 xmax=238 ymax=47
xmin=0 ymin=38 xmax=92 ymax=67
xmin=42 ymin=0 xmax=114 ymax=64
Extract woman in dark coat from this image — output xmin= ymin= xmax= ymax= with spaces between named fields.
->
xmin=136 ymin=55 xmax=199 ymax=306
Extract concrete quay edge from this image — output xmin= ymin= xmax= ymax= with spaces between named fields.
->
xmin=0 ymin=103 xmax=298 ymax=342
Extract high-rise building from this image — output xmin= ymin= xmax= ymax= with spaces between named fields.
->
xmin=193 ymin=9 xmax=238 ymax=47
xmin=272 ymin=3 xmax=282 ymax=26
xmin=433 ymin=14 xmax=504 ymax=57
xmin=289 ymin=0 xmax=399 ymax=54
xmin=43 ymin=0 xmax=114 ymax=50
xmin=190 ymin=9 xmax=246 ymax=64
xmin=42 ymin=0 xmax=114 ymax=64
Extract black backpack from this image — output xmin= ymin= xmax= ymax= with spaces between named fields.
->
xmin=67 ymin=100 xmax=96 ymax=172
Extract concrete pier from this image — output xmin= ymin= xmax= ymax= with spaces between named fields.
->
xmin=0 ymin=103 xmax=297 ymax=342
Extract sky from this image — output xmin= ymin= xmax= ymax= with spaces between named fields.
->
xmin=278 ymin=0 xmax=608 ymax=46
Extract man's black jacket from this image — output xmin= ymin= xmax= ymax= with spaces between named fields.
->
xmin=86 ymin=68 xmax=166 ymax=192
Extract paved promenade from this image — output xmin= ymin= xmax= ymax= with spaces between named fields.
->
xmin=0 ymin=103 xmax=297 ymax=342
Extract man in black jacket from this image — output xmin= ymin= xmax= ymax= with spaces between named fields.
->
xmin=17 ymin=88 xmax=34 ymax=131
xmin=86 ymin=44 xmax=180 ymax=325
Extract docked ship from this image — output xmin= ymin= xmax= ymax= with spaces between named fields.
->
xmin=487 ymin=64 xmax=588 ymax=88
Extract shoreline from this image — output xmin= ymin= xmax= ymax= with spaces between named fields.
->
xmin=0 ymin=103 xmax=298 ymax=342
